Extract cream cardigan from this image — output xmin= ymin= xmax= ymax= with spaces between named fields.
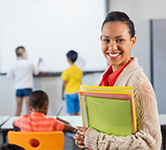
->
xmin=84 ymin=57 xmax=162 ymax=150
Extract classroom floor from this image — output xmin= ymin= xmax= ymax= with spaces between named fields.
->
xmin=0 ymin=132 xmax=83 ymax=150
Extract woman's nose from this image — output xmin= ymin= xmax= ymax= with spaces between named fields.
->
xmin=108 ymin=41 xmax=117 ymax=50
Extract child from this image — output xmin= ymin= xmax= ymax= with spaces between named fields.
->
xmin=7 ymin=46 xmax=41 ymax=116
xmin=61 ymin=50 xmax=83 ymax=115
xmin=73 ymin=11 xmax=162 ymax=150
xmin=13 ymin=90 xmax=76 ymax=133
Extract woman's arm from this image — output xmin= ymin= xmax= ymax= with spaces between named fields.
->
xmin=74 ymin=82 xmax=162 ymax=150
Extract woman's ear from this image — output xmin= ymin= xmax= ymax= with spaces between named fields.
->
xmin=100 ymin=36 xmax=102 ymax=41
xmin=131 ymin=36 xmax=136 ymax=48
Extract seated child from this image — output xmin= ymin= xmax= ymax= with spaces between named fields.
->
xmin=13 ymin=90 xmax=76 ymax=133
xmin=0 ymin=143 xmax=25 ymax=150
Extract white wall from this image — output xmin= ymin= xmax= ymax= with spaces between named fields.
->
xmin=1 ymin=0 xmax=166 ymax=115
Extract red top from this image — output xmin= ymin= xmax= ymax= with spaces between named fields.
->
xmin=100 ymin=58 xmax=134 ymax=86
xmin=14 ymin=112 xmax=64 ymax=132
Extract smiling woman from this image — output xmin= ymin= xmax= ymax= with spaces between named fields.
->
xmin=100 ymin=21 xmax=136 ymax=72
xmin=73 ymin=11 xmax=162 ymax=150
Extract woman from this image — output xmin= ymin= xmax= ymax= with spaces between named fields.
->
xmin=73 ymin=11 xmax=161 ymax=150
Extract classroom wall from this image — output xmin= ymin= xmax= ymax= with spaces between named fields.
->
xmin=1 ymin=0 xmax=166 ymax=115
xmin=0 ymin=73 xmax=101 ymax=116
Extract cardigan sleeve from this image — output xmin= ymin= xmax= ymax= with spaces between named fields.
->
xmin=84 ymin=75 xmax=162 ymax=150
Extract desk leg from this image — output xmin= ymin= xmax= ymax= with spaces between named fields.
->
xmin=161 ymin=125 xmax=165 ymax=150
xmin=2 ymin=130 xmax=6 ymax=143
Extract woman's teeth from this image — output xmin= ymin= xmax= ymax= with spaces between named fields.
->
xmin=108 ymin=53 xmax=119 ymax=57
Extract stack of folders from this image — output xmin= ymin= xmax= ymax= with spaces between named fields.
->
xmin=78 ymin=85 xmax=137 ymax=136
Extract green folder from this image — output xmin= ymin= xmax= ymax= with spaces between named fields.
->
xmin=79 ymin=85 xmax=137 ymax=136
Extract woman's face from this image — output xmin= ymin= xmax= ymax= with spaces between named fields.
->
xmin=100 ymin=21 xmax=136 ymax=72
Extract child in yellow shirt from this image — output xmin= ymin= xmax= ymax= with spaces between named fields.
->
xmin=61 ymin=50 xmax=83 ymax=115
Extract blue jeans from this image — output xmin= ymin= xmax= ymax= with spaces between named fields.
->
xmin=65 ymin=92 xmax=80 ymax=114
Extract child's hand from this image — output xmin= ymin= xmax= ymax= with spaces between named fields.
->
xmin=73 ymin=126 xmax=88 ymax=149
xmin=62 ymin=95 xmax=65 ymax=100
xmin=72 ymin=127 xmax=77 ymax=133
xmin=38 ymin=57 xmax=43 ymax=66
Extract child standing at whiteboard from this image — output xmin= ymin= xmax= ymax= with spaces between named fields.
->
xmin=61 ymin=50 xmax=83 ymax=115
xmin=7 ymin=46 xmax=41 ymax=116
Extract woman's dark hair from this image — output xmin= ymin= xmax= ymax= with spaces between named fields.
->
xmin=102 ymin=11 xmax=135 ymax=38
xmin=66 ymin=50 xmax=78 ymax=63
xmin=29 ymin=90 xmax=49 ymax=108
xmin=15 ymin=46 xmax=25 ymax=57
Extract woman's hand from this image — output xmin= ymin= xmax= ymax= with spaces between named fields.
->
xmin=73 ymin=126 xmax=88 ymax=149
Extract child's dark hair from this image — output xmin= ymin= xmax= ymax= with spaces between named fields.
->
xmin=29 ymin=90 xmax=48 ymax=108
xmin=0 ymin=143 xmax=25 ymax=150
xmin=15 ymin=46 xmax=25 ymax=57
xmin=66 ymin=50 xmax=78 ymax=63
xmin=102 ymin=11 xmax=135 ymax=38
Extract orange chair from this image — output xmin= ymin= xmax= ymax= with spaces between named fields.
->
xmin=8 ymin=131 xmax=64 ymax=150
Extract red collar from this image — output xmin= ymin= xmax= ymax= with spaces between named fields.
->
xmin=100 ymin=58 xmax=134 ymax=86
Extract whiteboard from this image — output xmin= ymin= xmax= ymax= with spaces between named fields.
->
xmin=0 ymin=0 xmax=107 ymax=73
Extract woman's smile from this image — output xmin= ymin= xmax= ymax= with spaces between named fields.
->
xmin=107 ymin=52 xmax=121 ymax=59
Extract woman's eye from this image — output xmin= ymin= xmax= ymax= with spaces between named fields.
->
xmin=103 ymin=39 xmax=110 ymax=42
xmin=116 ymin=39 xmax=124 ymax=43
